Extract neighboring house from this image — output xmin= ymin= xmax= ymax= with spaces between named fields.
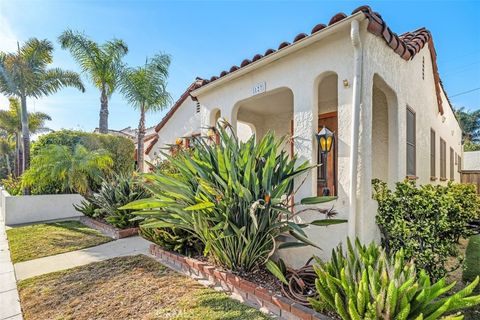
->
xmin=147 ymin=5 xmax=463 ymax=266
xmin=464 ymin=151 xmax=480 ymax=170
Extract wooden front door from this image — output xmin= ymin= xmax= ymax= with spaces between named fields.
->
xmin=318 ymin=112 xmax=337 ymax=196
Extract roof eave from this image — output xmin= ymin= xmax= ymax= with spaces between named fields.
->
xmin=190 ymin=11 xmax=366 ymax=97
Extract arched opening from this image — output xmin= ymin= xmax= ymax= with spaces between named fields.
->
xmin=372 ymin=74 xmax=398 ymax=185
xmin=237 ymin=121 xmax=255 ymax=142
xmin=233 ymin=87 xmax=294 ymax=154
xmin=210 ymin=109 xmax=221 ymax=127
xmin=317 ymin=73 xmax=338 ymax=196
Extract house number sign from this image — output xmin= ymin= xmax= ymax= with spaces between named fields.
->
xmin=252 ymin=82 xmax=266 ymax=95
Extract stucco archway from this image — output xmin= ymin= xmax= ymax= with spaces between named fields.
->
xmin=232 ymin=87 xmax=294 ymax=153
xmin=372 ymin=74 xmax=399 ymax=185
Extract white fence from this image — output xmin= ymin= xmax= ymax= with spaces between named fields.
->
xmin=0 ymin=189 xmax=83 ymax=225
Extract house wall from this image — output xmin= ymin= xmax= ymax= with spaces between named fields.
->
xmin=147 ymin=98 xmax=201 ymax=161
xmin=360 ymin=27 xmax=463 ymax=243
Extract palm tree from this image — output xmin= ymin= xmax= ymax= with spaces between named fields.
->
xmin=0 ymin=98 xmax=51 ymax=176
xmin=0 ymin=38 xmax=85 ymax=182
xmin=456 ymin=107 xmax=480 ymax=143
xmin=119 ymin=54 xmax=171 ymax=172
xmin=22 ymin=144 xmax=113 ymax=197
xmin=58 ymin=30 xmax=128 ymax=134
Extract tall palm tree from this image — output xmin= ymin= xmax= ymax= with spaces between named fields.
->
xmin=58 ymin=30 xmax=128 ymax=134
xmin=0 ymin=98 xmax=51 ymax=176
xmin=0 ymin=38 xmax=85 ymax=182
xmin=119 ymin=54 xmax=171 ymax=172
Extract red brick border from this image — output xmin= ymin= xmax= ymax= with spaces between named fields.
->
xmin=149 ymin=243 xmax=331 ymax=320
xmin=80 ymin=216 xmax=139 ymax=239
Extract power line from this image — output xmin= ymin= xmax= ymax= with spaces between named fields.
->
xmin=450 ymin=87 xmax=480 ymax=98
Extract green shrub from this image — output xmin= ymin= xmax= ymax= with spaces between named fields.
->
xmin=139 ymin=225 xmax=203 ymax=256
xmin=22 ymin=144 xmax=113 ymax=197
xmin=309 ymin=238 xmax=480 ymax=320
xmin=123 ymin=124 xmax=345 ymax=272
xmin=373 ymin=179 xmax=480 ymax=279
xmin=32 ymin=130 xmax=134 ymax=175
xmin=1 ymin=175 xmax=21 ymax=195
xmin=90 ymin=173 xmax=149 ymax=229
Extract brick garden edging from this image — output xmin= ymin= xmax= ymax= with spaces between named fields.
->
xmin=149 ymin=243 xmax=331 ymax=320
xmin=80 ymin=216 xmax=139 ymax=239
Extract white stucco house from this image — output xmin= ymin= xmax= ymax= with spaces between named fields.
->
xmin=145 ymin=5 xmax=463 ymax=266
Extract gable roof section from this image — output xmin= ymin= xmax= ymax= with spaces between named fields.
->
xmin=193 ymin=5 xmax=449 ymax=115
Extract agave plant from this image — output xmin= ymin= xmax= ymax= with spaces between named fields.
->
xmin=309 ymin=238 xmax=480 ymax=320
xmin=91 ymin=173 xmax=149 ymax=229
xmin=122 ymin=123 xmax=346 ymax=272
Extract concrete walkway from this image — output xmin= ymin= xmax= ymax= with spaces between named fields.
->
xmin=14 ymin=236 xmax=151 ymax=281
xmin=0 ymin=217 xmax=22 ymax=320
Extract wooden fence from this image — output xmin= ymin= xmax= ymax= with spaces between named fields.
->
xmin=461 ymin=170 xmax=480 ymax=194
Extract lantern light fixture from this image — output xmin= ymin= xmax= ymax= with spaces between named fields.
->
xmin=316 ymin=126 xmax=334 ymax=154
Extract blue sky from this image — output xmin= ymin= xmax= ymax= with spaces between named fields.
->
xmin=1 ymin=0 xmax=479 ymax=133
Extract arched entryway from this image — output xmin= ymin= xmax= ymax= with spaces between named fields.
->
xmin=316 ymin=73 xmax=338 ymax=196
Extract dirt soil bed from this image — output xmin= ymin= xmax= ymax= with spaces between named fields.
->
xmin=18 ymin=255 xmax=270 ymax=320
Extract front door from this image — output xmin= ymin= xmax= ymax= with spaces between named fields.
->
xmin=318 ymin=112 xmax=337 ymax=196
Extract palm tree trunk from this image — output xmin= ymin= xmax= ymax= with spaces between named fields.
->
xmin=15 ymin=133 xmax=21 ymax=177
xmin=20 ymin=94 xmax=30 ymax=194
xmin=99 ymin=86 xmax=109 ymax=134
xmin=137 ymin=105 xmax=146 ymax=172
xmin=5 ymin=154 xmax=11 ymax=176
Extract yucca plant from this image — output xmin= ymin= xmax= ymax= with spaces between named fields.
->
xmin=122 ymin=123 xmax=345 ymax=272
xmin=92 ymin=173 xmax=149 ymax=229
xmin=309 ymin=238 xmax=480 ymax=320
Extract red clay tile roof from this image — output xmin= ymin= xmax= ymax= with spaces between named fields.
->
xmin=194 ymin=5 xmax=449 ymax=115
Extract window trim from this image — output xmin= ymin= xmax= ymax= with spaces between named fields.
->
xmin=406 ymin=106 xmax=416 ymax=177
xmin=440 ymin=138 xmax=446 ymax=180
xmin=450 ymin=147 xmax=455 ymax=181
xmin=430 ymin=129 xmax=436 ymax=178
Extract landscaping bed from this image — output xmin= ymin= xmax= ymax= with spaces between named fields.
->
xmin=149 ymin=243 xmax=330 ymax=320
xmin=6 ymin=220 xmax=112 ymax=263
xmin=18 ymin=255 xmax=270 ymax=320
xmin=80 ymin=216 xmax=139 ymax=239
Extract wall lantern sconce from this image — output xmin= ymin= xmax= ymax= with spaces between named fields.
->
xmin=343 ymin=79 xmax=349 ymax=88
xmin=316 ymin=126 xmax=335 ymax=196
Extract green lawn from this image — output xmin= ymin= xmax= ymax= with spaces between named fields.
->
xmin=7 ymin=220 xmax=112 ymax=263
xmin=463 ymin=234 xmax=480 ymax=319
xmin=18 ymin=255 xmax=269 ymax=320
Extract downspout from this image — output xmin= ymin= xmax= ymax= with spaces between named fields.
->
xmin=348 ymin=19 xmax=363 ymax=239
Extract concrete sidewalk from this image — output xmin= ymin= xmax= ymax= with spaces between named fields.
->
xmin=14 ymin=236 xmax=151 ymax=281
xmin=0 ymin=217 xmax=22 ymax=320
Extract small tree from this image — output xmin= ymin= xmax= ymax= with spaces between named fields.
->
xmin=0 ymin=98 xmax=51 ymax=176
xmin=22 ymin=144 xmax=113 ymax=197
xmin=0 ymin=39 xmax=84 ymax=181
xmin=119 ymin=54 xmax=171 ymax=172
xmin=59 ymin=30 xmax=128 ymax=134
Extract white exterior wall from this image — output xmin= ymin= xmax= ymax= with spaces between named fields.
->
xmin=1 ymin=190 xmax=83 ymax=225
xmin=359 ymin=25 xmax=463 ymax=243
xmin=464 ymin=151 xmax=480 ymax=170
xmin=147 ymin=98 xmax=201 ymax=160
